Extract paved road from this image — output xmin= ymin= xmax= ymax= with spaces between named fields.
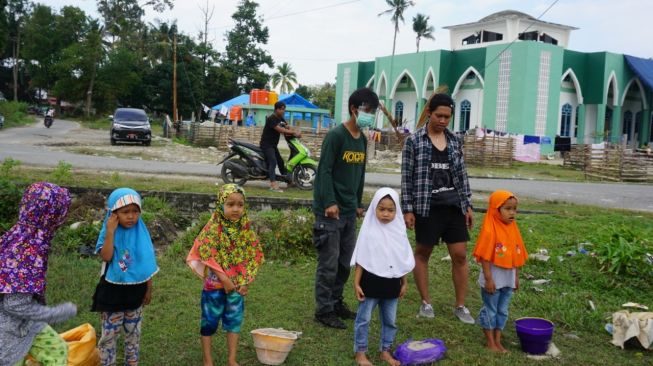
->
xmin=2 ymin=120 xmax=652 ymax=212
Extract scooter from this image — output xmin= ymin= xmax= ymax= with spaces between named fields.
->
xmin=44 ymin=115 xmax=53 ymax=128
xmin=218 ymin=134 xmax=318 ymax=190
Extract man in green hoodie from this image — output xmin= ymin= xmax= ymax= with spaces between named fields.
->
xmin=312 ymin=87 xmax=379 ymax=329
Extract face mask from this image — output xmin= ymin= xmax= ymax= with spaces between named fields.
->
xmin=356 ymin=111 xmax=375 ymax=129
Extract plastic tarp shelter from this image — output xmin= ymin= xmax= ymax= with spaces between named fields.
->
xmin=278 ymin=93 xmax=319 ymax=109
xmin=624 ymin=55 xmax=653 ymax=93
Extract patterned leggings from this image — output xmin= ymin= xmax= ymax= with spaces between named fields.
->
xmin=13 ymin=325 xmax=68 ymax=366
xmin=97 ymin=307 xmax=143 ymax=366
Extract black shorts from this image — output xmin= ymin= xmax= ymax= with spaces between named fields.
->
xmin=415 ymin=205 xmax=470 ymax=245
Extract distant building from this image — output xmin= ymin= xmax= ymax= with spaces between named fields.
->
xmin=335 ymin=10 xmax=653 ymax=150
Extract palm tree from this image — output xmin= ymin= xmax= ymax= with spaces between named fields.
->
xmin=271 ymin=62 xmax=298 ymax=94
xmin=412 ymin=13 xmax=435 ymax=53
xmin=378 ymin=0 xmax=415 ymax=56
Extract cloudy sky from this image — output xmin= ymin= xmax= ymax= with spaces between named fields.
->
xmin=43 ymin=0 xmax=653 ymax=86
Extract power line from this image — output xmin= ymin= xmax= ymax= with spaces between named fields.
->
xmin=208 ymin=0 xmax=361 ymax=30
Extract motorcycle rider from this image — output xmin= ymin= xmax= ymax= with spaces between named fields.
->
xmin=259 ymin=101 xmax=301 ymax=192
xmin=44 ymin=107 xmax=55 ymax=127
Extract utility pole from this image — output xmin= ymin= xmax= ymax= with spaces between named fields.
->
xmin=172 ymin=33 xmax=178 ymax=124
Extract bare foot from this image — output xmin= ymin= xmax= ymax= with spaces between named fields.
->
xmin=496 ymin=343 xmax=509 ymax=353
xmin=355 ymin=352 xmax=374 ymax=366
xmin=379 ymin=351 xmax=400 ymax=366
xmin=485 ymin=344 xmax=503 ymax=352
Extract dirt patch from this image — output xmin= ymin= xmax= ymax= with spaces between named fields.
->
xmin=39 ymin=124 xmax=225 ymax=164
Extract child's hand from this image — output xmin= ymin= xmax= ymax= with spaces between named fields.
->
xmin=222 ymin=279 xmax=237 ymax=293
xmin=143 ymin=287 xmax=152 ymax=305
xmin=354 ymin=284 xmax=365 ymax=301
xmin=514 ymin=276 xmax=520 ymax=292
xmin=484 ymin=278 xmax=496 ymax=294
xmin=399 ymin=282 xmax=408 ymax=299
xmin=237 ymin=285 xmax=248 ymax=296
xmin=106 ymin=213 xmax=119 ymax=233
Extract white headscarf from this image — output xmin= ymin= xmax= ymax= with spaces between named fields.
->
xmin=350 ymin=187 xmax=415 ymax=278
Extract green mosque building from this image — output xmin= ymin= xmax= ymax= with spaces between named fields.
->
xmin=335 ymin=10 xmax=653 ymax=150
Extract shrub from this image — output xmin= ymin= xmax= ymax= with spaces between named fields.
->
xmin=252 ymin=208 xmax=315 ymax=261
xmin=166 ymin=208 xmax=315 ymax=262
xmin=50 ymin=161 xmax=73 ymax=184
xmin=0 ymin=101 xmax=30 ymax=127
xmin=52 ymin=222 xmax=101 ymax=255
xmin=0 ymin=158 xmax=22 ymax=232
xmin=594 ymin=226 xmax=652 ymax=276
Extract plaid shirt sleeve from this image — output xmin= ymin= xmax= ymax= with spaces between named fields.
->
xmin=447 ymin=131 xmax=473 ymax=214
xmin=401 ymin=135 xmax=415 ymax=213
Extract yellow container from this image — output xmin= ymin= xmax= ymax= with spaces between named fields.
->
xmin=268 ymin=91 xmax=278 ymax=105
xmin=251 ymin=328 xmax=301 ymax=365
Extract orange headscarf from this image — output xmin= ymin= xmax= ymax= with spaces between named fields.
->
xmin=472 ymin=190 xmax=528 ymax=269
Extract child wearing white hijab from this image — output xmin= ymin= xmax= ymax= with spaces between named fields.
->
xmin=350 ymin=187 xmax=415 ymax=366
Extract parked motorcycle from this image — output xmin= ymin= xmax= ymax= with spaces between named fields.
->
xmin=218 ymin=135 xmax=318 ymax=190
xmin=44 ymin=115 xmax=53 ymax=128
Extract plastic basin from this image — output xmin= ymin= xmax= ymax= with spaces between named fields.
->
xmin=515 ymin=317 xmax=554 ymax=355
xmin=251 ymin=328 xmax=300 ymax=365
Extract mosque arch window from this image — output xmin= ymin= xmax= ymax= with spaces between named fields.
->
xmin=460 ymin=100 xmax=471 ymax=132
xmin=394 ymin=101 xmax=404 ymax=124
xmin=623 ymin=111 xmax=633 ymax=139
xmin=560 ymin=103 xmax=572 ymax=137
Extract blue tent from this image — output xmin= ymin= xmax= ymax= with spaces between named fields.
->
xmin=278 ymin=93 xmax=319 ymax=109
xmin=211 ymin=94 xmax=250 ymax=112
xmin=625 ymin=55 xmax=653 ymax=93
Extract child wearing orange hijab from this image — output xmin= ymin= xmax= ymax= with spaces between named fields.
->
xmin=472 ymin=190 xmax=528 ymax=352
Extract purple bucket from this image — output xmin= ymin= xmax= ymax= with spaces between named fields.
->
xmin=515 ymin=317 xmax=554 ymax=355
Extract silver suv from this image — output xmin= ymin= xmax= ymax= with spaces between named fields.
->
xmin=110 ymin=108 xmax=151 ymax=146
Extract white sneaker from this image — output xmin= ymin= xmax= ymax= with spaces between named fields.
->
xmin=418 ymin=303 xmax=435 ymax=318
xmin=454 ymin=305 xmax=475 ymax=324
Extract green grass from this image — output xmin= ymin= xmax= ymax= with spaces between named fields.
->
xmin=467 ymin=162 xmax=587 ymax=181
xmin=43 ymin=200 xmax=653 ymax=365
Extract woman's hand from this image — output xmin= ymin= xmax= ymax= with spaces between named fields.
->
xmin=465 ymin=207 xmax=474 ymax=229
xmin=404 ymin=212 xmax=415 ymax=230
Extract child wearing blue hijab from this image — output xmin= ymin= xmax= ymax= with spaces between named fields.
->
xmin=91 ymin=188 xmax=159 ymax=366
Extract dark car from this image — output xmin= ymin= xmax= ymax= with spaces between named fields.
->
xmin=110 ymin=108 xmax=151 ymax=146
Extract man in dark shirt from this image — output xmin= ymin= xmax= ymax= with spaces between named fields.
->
xmin=259 ymin=101 xmax=301 ymax=192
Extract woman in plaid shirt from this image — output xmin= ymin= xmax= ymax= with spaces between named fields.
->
xmin=400 ymin=93 xmax=475 ymax=324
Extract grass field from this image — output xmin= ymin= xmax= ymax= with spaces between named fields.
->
xmin=43 ymin=199 xmax=653 ymax=365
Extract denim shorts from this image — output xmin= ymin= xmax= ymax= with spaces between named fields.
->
xmin=200 ymin=289 xmax=244 ymax=335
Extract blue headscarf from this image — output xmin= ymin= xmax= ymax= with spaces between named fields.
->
xmin=95 ymin=188 xmax=159 ymax=284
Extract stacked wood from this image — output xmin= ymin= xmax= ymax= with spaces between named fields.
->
xmin=462 ymin=129 xmax=514 ymax=167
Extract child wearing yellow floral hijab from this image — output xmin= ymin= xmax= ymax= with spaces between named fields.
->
xmin=187 ymin=184 xmax=263 ymax=366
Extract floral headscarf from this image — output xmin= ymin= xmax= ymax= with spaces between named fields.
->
xmin=186 ymin=184 xmax=263 ymax=287
xmin=0 ymin=182 xmax=71 ymax=303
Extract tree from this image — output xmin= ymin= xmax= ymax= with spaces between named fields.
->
xmin=378 ymin=0 xmax=415 ymax=56
xmin=96 ymin=0 xmax=173 ymax=47
xmin=22 ymin=5 xmax=58 ymax=94
xmin=271 ymin=62 xmax=297 ymax=94
xmin=6 ymin=0 xmax=30 ymax=101
xmin=224 ymin=0 xmax=273 ymax=93
xmin=310 ymin=83 xmax=336 ymax=116
xmin=412 ymin=13 xmax=434 ymax=53
xmin=294 ymin=84 xmax=312 ymax=100
xmin=0 ymin=0 xmax=8 ymax=54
